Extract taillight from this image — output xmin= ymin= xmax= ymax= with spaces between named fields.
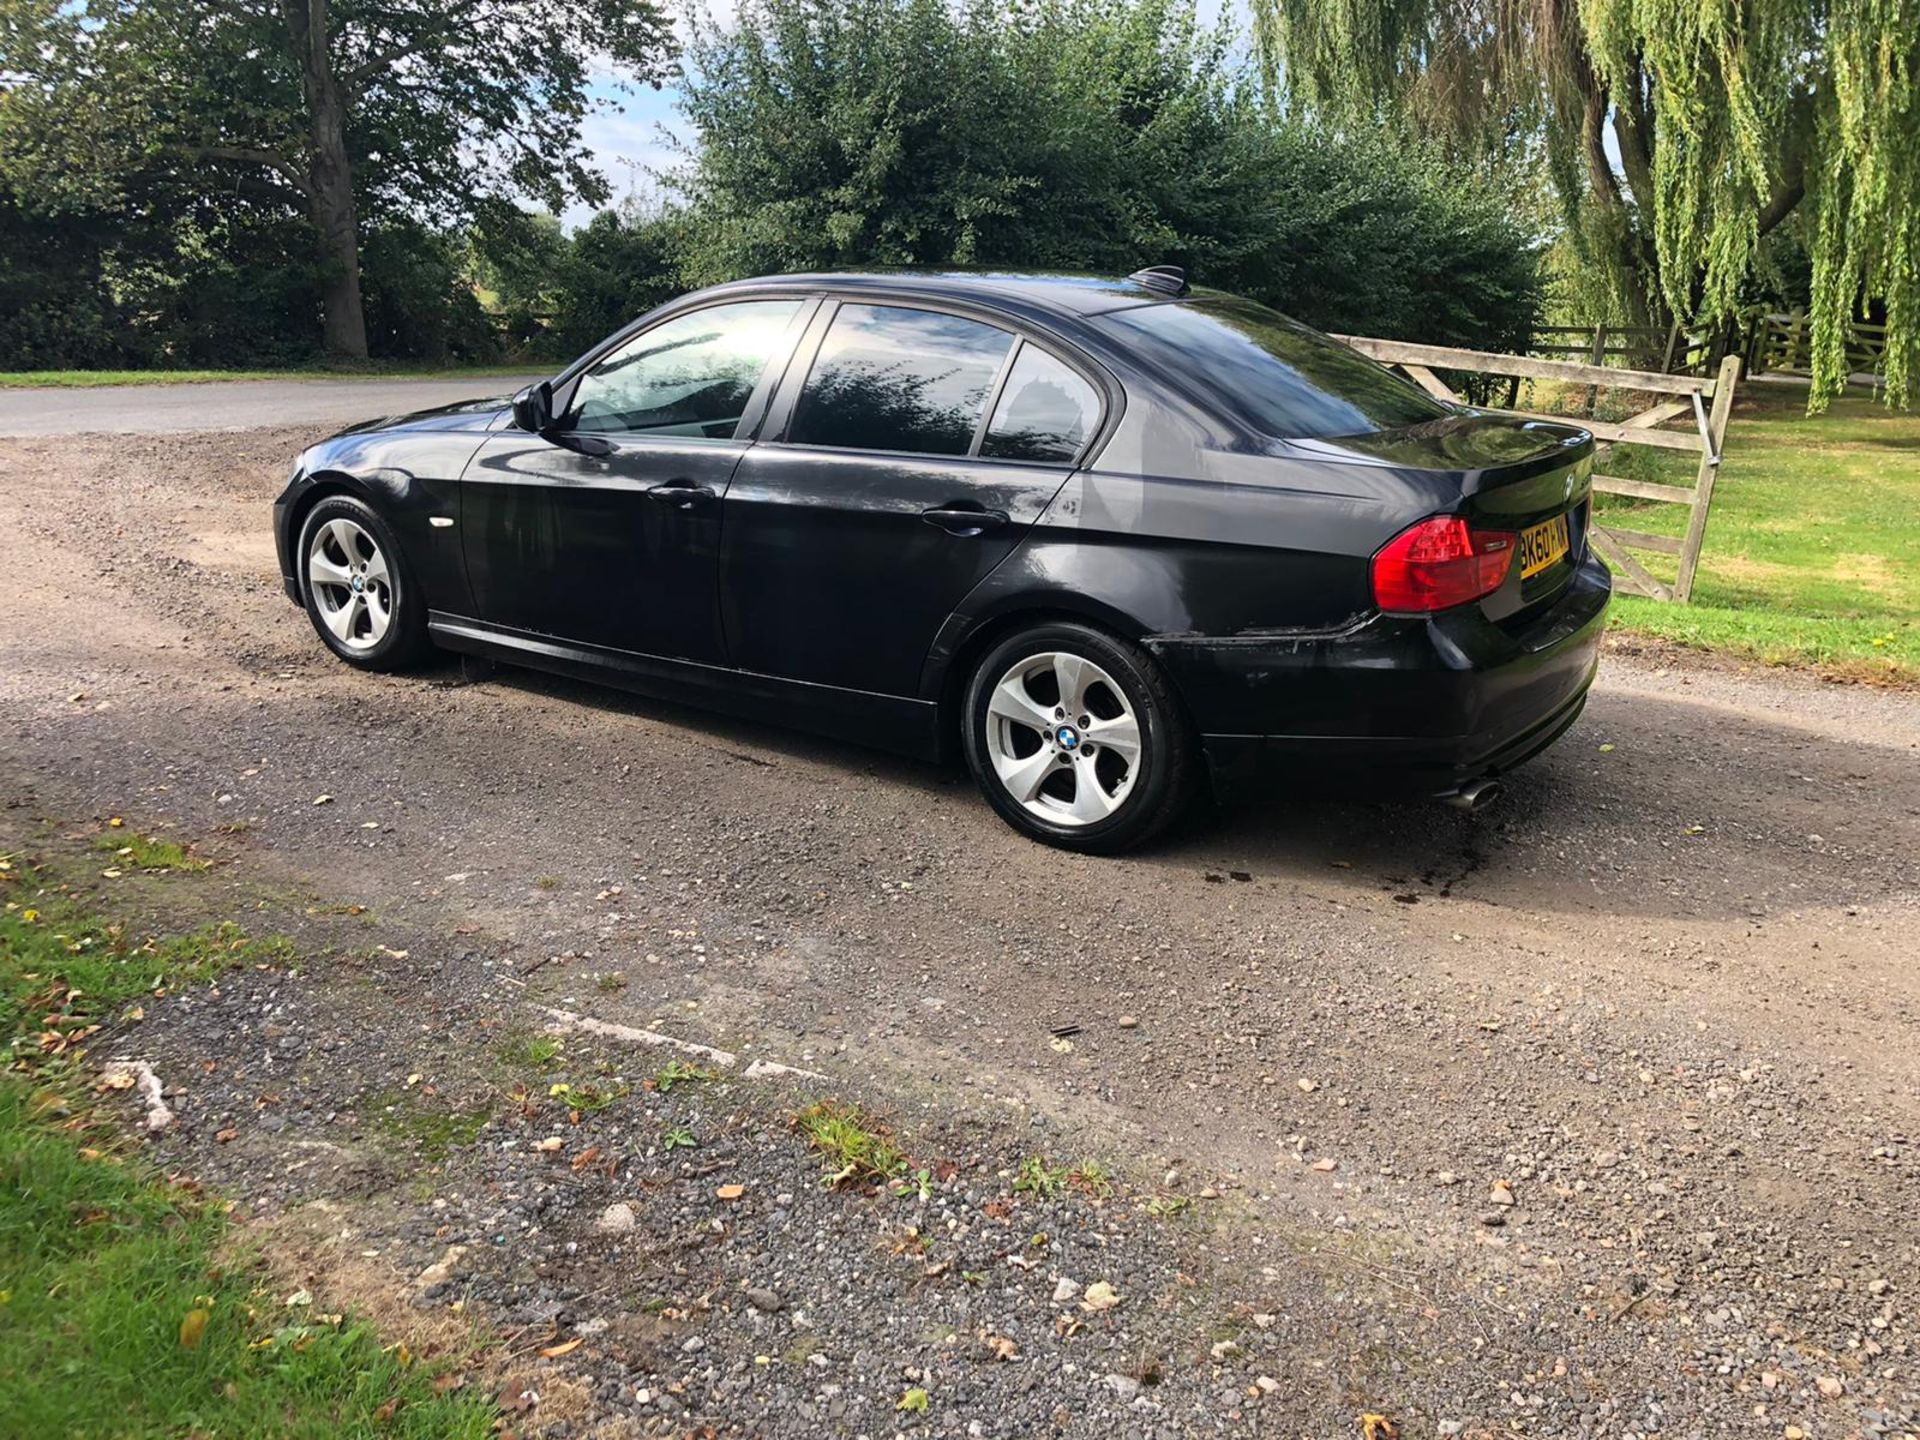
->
xmin=1371 ymin=515 xmax=1515 ymax=614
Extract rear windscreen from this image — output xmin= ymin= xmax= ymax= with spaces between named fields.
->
xmin=1103 ymin=296 xmax=1452 ymax=440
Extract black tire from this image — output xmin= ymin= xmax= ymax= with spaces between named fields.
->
xmin=295 ymin=494 xmax=432 ymax=671
xmin=961 ymin=620 xmax=1196 ymax=854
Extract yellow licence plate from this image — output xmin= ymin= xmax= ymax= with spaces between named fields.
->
xmin=1518 ymin=513 xmax=1571 ymax=579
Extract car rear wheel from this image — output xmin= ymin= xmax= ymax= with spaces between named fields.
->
xmin=297 ymin=495 xmax=430 ymax=671
xmin=962 ymin=621 xmax=1195 ymax=853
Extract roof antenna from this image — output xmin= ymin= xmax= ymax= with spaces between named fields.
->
xmin=1128 ymin=265 xmax=1189 ymax=297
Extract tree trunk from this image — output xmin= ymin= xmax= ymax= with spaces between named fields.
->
xmin=284 ymin=0 xmax=367 ymax=358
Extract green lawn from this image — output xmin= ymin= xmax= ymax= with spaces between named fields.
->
xmin=0 ymin=364 xmax=538 ymax=389
xmin=0 ymin=855 xmax=495 ymax=1439
xmin=1586 ymin=387 xmax=1919 ymax=683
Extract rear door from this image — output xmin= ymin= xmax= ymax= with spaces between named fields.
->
xmin=719 ymin=300 xmax=1106 ymax=695
xmin=460 ymin=296 xmax=810 ymax=661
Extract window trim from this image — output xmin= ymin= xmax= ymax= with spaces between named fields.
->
xmin=546 ymin=293 xmax=822 ymax=445
xmin=761 ymin=294 xmax=1116 ymax=469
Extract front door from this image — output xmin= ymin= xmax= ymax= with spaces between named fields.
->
xmin=460 ymin=296 xmax=810 ymax=662
xmin=719 ymin=300 xmax=1107 ymax=696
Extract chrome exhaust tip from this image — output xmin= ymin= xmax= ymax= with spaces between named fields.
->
xmin=1442 ymin=778 xmax=1503 ymax=813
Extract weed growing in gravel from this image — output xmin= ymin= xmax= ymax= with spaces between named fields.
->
xmin=595 ymin=971 xmax=627 ymax=992
xmin=533 ymin=875 xmax=561 ymax=891
xmin=2 ymin=863 xmax=288 ymax=1054
xmin=662 ymin=1126 xmax=697 ymax=1151
xmin=1013 ymin=1156 xmax=1071 ymax=1198
xmin=91 ymin=831 xmax=209 ymax=872
xmin=549 ymin=1080 xmax=625 ymax=1116
xmin=372 ymin=1090 xmax=492 ymax=1161
xmin=792 ymin=1100 xmax=909 ymax=1187
xmin=499 ymin=1032 xmax=563 ymax=1070
xmin=1070 ymin=1160 xmax=1114 ymax=1198
xmin=649 ymin=1059 xmax=719 ymax=1093
xmin=1144 ymin=1195 xmax=1191 ymax=1219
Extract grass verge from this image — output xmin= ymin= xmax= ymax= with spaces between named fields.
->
xmin=1583 ymin=388 xmax=1919 ymax=683
xmin=0 ymin=364 xmax=539 ymax=389
xmin=0 ymin=856 xmax=494 ymax=1437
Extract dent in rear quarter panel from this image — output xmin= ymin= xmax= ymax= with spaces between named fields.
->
xmin=285 ymin=420 xmax=496 ymax=618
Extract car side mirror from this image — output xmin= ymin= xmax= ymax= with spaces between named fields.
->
xmin=512 ymin=381 xmax=553 ymax=435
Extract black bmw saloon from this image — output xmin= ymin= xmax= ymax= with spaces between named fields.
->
xmin=273 ymin=267 xmax=1608 ymax=852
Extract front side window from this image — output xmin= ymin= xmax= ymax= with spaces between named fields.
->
xmin=788 ymin=303 xmax=1014 ymax=456
xmin=981 ymin=345 xmax=1100 ymax=462
xmin=1103 ymin=295 xmax=1450 ymax=440
xmin=567 ymin=299 xmax=803 ymax=438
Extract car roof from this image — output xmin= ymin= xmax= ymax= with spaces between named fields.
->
xmin=705 ymin=269 xmax=1172 ymax=320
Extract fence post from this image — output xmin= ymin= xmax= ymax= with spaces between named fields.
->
xmin=1660 ymin=321 xmax=1682 ymax=374
xmin=1585 ymin=323 xmax=1608 ymax=414
xmin=1674 ymin=354 xmax=1741 ymax=603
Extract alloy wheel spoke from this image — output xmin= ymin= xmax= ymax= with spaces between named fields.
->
xmin=1085 ymin=712 xmax=1141 ymax=761
xmin=362 ymin=547 xmax=390 ymax=586
xmin=988 ymin=674 xmax=1055 ymax=733
xmin=324 ymin=593 xmax=363 ymax=642
xmin=995 ymin=747 xmax=1058 ymax=804
xmin=308 ymin=551 xmax=352 ymax=589
xmin=326 ymin=519 xmax=365 ymax=566
xmin=1065 ymin=767 xmax=1119 ymax=823
xmin=1052 ymin=653 xmax=1095 ymax=715
xmin=364 ymin=589 xmax=391 ymax=641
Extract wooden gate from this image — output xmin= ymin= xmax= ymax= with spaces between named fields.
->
xmin=1333 ymin=336 xmax=1741 ymax=603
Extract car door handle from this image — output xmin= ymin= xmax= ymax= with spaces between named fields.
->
xmin=921 ymin=504 xmax=1009 ymax=537
xmin=646 ymin=480 xmax=717 ymax=510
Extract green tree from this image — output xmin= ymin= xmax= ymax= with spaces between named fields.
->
xmin=1249 ymin=0 xmax=1918 ymax=406
xmin=675 ymin=0 xmax=1541 ymax=351
xmin=0 ymin=0 xmax=674 ymax=357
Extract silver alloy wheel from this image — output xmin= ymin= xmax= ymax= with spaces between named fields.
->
xmin=984 ymin=650 xmax=1143 ymax=826
xmin=306 ymin=516 xmax=393 ymax=652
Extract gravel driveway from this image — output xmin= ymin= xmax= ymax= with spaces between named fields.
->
xmin=1 ymin=421 xmax=1914 ymax=1439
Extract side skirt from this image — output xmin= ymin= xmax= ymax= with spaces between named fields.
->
xmin=426 ymin=613 xmax=945 ymax=760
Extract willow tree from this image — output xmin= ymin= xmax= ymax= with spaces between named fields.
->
xmin=1251 ymin=0 xmax=1918 ymax=406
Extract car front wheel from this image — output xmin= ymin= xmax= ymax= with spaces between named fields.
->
xmin=962 ymin=621 xmax=1195 ymax=853
xmin=296 ymin=494 xmax=430 ymax=671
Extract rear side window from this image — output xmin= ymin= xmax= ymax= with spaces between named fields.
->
xmin=789 ymin=303 xmax=1014 ymax=456
xmin=568 ymin=299 xmax=803 ymax=437
xmin=1104 ymin=296 xmax=1450 ymax=440
xmin=981 ymin=345 xmax=1100 ymax=463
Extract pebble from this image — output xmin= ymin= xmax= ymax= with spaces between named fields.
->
xmin=1117 ymin=1015 xmax=1139 ymax=1029
xmin=1052 ymin=1278 xmax=1079 ymax=1303
xmin=596 ymin=1202 xmax=636 ymax=1233
xmin=744 ymin=1287 xmax=784 ymax=1313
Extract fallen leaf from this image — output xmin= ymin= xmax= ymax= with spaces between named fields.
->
xmin=896 ymin=1387 xmax=929 ymax=1413
xmin=99 ymin=1071 xmax=136 ymax=1091
xmin=1597 ymin=743 xmax=1615 ymax=753
xmin=1048 ymin=1036 xmax=1074 ymax=1054
xmin=569 ymin=1146 xmax=602 ymax=1172
xmin=372 ymin=1399 xmax=399 ymax=1421
xmin=1081 ymin=1280 xmax=1121 ymax=1312
xmin=715 ymin=1183 xmax=746 ymax=1201
xmin=539 ymin=1337 xmax=583 ymax=1359
xmin=533 ymin=1136 xmax=564 ymax=1153
xmin=986 ymin=1334 xmax=1017 ymax=1361
xmin=432 ymin=1373 xmax=466 ymax=1394
xmin=215 ymin=1128 xmax=238 ymax=1144
xmin=179 ymin=1307 xmax=210 ymax=1349
xmin=1312 ymin=1157 xmax=1338 ymax=1172
xmin=497 ymin=1386 xmax=538 ymax=1414
xmin=1360 ymin=1414 xmax=1398 ymax=1440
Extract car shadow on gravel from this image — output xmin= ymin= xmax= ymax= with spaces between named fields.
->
xmin=1175 ymin=687 xmax=1919 ymax=924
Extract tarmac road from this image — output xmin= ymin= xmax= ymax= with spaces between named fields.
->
xmin=0 ymin=374 xmax=540 ymax=436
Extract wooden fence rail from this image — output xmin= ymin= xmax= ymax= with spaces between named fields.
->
xmin=1743 ymin=309 xmax=1888 ymax=389
xmin=1334 ymin=335 xmax=1742 ymax=603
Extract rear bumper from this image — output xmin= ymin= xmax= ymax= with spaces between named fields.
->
xmin=1149 ymin=552 xmax=1610 ymax=799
